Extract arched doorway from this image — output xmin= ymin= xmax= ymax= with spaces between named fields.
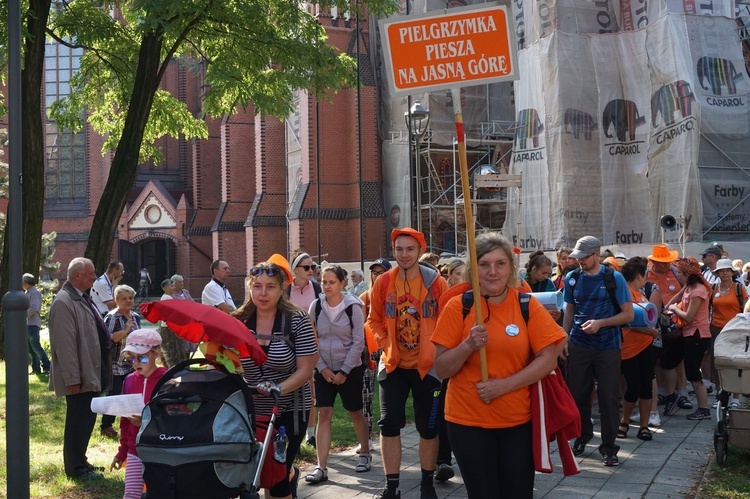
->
xmin=122 ymin=233 xmax=176 ymax=297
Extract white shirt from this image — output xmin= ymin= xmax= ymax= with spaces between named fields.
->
xmin=91 ymin=274 xmax=113 ymax=316
xmin=202 ymin=278 xmax=236 ymax=310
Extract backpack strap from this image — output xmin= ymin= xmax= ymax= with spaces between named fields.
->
xmin=571 ymin=267 xmax=620 ymax=313
xmin=643 ymin=281 xmax=655 ymax=300
xmin=737 ymin=282 xmax=745 ymax=312
xmin=460 ymin=289 xmax=530 ymax=327
xmin=313 ymin=299 xmax=354 ymax=330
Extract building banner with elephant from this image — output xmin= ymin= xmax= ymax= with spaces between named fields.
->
xmin=503 ymin=10 xmax=750 ymax=246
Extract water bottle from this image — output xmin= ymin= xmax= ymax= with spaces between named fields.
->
xmin=273 ymin=426 xmax=289 ymax=463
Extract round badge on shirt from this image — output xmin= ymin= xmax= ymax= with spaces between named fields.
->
xmin=568 ymin=278 xmax=576 ymax=287
xmin=669 ymin=285 xmax=675 ymax=291
xmin=506 ymin=324 xmax=520 ymax=337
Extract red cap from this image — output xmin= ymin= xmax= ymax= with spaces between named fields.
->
xmin=391 ymin=227 xmax=427 ymax=252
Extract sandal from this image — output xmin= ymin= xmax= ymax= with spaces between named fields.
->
xmin=637 ymin=427 xmax=653 ymax=441
xmin=617 ymin=422 xmax=629 ymax=439
xmin=304 ymin=466 xmax=328 ymax=484
xmin=356 ymin=452 xmax=372 ymax=473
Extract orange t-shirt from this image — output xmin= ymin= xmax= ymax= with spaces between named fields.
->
xmin=431 ymin=289 xmax=566 ymax=429
xmin=621 ymin=288 xmax=654 ymax=360
xmin=647 ymin=267 xmax=681 ymax=305
xmin=392 ymin=273 xmax=425 ymax=369
xmin=711 ymin=283 xmax=748 ymax=329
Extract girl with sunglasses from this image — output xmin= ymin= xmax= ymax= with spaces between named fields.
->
xmin=110 ymin=329 xmax=166 ymax=499
xmin=234 ymin=254 xmax=319 ymax=499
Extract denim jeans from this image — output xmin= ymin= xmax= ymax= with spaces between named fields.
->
xmin=27 ymin=325 xmax=50 ymax=373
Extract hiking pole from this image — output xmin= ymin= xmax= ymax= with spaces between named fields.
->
xmin=451 ymin=88 xmax=488 ymax=382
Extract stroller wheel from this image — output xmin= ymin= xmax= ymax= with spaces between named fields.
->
xmin=715 ymin=434 xmax=728 ymax=465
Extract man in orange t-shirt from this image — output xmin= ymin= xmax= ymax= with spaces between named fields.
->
xmin=367 ymin=228 xmax=447 ymax=499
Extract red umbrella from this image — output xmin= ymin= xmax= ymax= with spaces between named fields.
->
xmin=140 ymin=301 xmax=266 ymax=365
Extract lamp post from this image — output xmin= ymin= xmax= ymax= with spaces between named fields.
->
xmin=404 ymin=100 xmax=430 ymax=234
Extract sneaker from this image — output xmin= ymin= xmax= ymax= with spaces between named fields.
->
xmin=677 ymin=395 xmax=693 ymax=410
xmin=374 ymin=488 xmax=401 ymax=499
xmin=657 ymin=394 xmax=666 ymax=406
xmin=686 ymin=408 xmax=711 ymax=420
xmin=434 ymin=463 xmax=455 ymax=482
xmin=420 ymin=481 xmax=438 ymax=499
xmin=603 ymin=451 xmax=619 ymax=467
xmin=707 ymin=384 xmax=715 ymax=395
xmin=648 ymin=412 xmax=662 ymax=427
xmin=629 ymin=411 xmax=640 ymax=423
xmin=306 ymin=435 xmax=316 ymax=448
xmin=663 ymin=393 xmax=679 ymax=416
xmin=572 ymin=437 xmax=589 ymax=457
xmin=712 ymin=400 xmax=720 ymax=409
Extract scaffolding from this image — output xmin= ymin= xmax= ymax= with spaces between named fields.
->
xmin=411 ymin=120 xmax=516 ymax=256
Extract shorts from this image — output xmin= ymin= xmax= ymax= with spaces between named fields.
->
xmin=314 ymin=365 xmax=365 ymax=411
xmin=378 ymin=367 xmax=441 ymax=439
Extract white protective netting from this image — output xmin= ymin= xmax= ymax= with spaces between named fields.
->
xmin=504 ymin=0 xmax=750 ymax=247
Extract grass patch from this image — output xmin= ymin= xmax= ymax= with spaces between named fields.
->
xmin=1 ymin=362 xmax=413 ymax=497
xmin=701 ymin=445 xmax=750 ymax=499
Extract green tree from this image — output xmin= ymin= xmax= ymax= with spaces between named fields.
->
xmin=48 ymin=0 xmax=398 ymax=273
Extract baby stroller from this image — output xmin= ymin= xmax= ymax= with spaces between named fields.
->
xmin=136 ymin=359 xmax=281 ymax=499
xmin=713 ymin=314 xmax=750 ymax=465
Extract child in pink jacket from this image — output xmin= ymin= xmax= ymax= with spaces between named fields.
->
xmin=109 ymin=329 xmax=167 ymax=499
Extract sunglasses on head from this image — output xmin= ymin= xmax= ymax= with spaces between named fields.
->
xmin=250 ymin=264 xmax=282 ymax=277
xmin=296 ymin=264 xmax=318 ymax=271
xmin=124 ymin=354 xmax=150 ymax=365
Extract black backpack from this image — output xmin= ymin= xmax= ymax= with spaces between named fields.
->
xmin=312 ymin=299 xmax=370 ymax=370
xmin=569 ymin=266 xmax=621 ymax=314
xmin=137 ymin=359 xmax=260 ymax=499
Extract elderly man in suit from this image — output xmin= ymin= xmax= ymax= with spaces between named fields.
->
xmin=49 ymin=257 xmax=110 ymax=480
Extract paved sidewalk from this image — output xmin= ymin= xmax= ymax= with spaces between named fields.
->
xmin=297 ymin=396 xmax=714 ymax=499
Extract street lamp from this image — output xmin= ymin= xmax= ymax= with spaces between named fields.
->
xmin=404 ymin=100 xmax=430 ymax=234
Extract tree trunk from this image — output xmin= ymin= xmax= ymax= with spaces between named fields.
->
xmin=0 ymin=0 xmax=51 ymax=359
xmin=84 ymin=31 xmax=164 ymax=274
xmin=22 ymin=0 xmax=51 ymax=277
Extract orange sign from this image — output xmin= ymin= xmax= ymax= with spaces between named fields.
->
xmin=380 ymin=3 xmax=518 ymax=95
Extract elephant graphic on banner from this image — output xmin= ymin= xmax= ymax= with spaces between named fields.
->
xmin=602 ymin=99 xmax=646 ymax=142
xmin=515 ymin=108 xmax=544 ymax=149
xmin=563 ymin=108 xmax=597 ymax=140
xmin=697 ymin=56 xmax=743 ymax=96
xmin=651 ymin=80 xmax=695 ymax=127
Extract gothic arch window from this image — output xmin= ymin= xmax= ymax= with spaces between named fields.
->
xmin=44 ymin=39 xmax=86 ymax=215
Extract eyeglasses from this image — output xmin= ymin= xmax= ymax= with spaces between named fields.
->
xmin=296 ymin=264 xmax=318 ymax=271
xmin=371 ymin=270 xmax=385 ymax=277
xmin=250 ymin=264 xmax=282 ymax=277
xmin=124 ymin=355 xmax=150 ymax=365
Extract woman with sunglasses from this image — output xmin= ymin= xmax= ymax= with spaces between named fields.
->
xmin=285 ymin=250 xmax=322 ymax=447
xmin=234 ymin=254 xmax=318 ymax=499
xmin=432 ymin=232 xmax=567 ymax=498
xmin=305 ymin=265 xmax=371 ymax=484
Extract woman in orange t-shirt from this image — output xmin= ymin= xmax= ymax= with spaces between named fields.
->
xmin=432 ymin=233 xmax=566 ymax=499
xmin=708 ymin=258 xmax=748 ymax=407
xmin=617 ymin=257 xmax=658 ymax=441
